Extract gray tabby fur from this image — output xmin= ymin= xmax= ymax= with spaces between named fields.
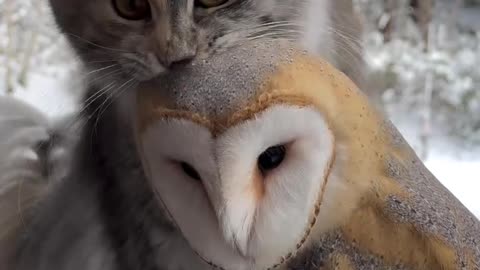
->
xmin=0 ymin=96 xmax=78 ymax=185
xmin=0 ymin=96 xmax=77 ymax=269
xmin=12 ymin=0 xmax=365 ymax=269
xmin=47 ymin=0 xmax=364 ymax=86
xmin=0 ymin=97 xmax=49 ymax=183
xmin=14 ymin=39 xmax=294 ymax=270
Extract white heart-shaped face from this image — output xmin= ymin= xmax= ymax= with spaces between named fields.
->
xmin=137 ymin=105 xmax=335 ymax=270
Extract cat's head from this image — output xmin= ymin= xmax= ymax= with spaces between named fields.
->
xmin=48 ymin=0 xmax=316 ymax=83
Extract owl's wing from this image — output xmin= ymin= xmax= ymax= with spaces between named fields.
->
xmin=289 ymin=121 xmax=480 ymax=270
xmin=276 ymin=56 xmax=480 ymax=270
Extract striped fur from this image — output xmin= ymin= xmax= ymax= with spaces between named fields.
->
xmin=0 ymin=96 xmax=77 ymax=268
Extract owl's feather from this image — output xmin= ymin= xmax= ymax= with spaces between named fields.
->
xmin=8 ymin=39 xmax=478 ymax=270
xmin=251 ymin=54 xmax=480 ymax=269
xmin=136 ymin=41 xmax=480 ymax=270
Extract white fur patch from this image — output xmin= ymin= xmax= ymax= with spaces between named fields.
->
xmin=300 ymin=0 xmax=335 ymax=64
xmin=138 ymin=105 xmax=334 ymax=269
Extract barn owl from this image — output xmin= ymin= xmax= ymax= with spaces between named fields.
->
xmin=134 ymin=40 xmax=480 ymax=270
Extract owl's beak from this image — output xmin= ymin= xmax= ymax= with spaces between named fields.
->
xmin=217 ymin=206 xmax=254 ymax=258
xmin=204 ymin=177 xmax=260 ymax=258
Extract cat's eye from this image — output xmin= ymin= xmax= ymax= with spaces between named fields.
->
xmin=258 ymin=145 xmax=287 ymax=175
xmin=195 ymin=0 xmax=229 ymax=9
xmin=180 ymin=162 xmax=202 ymax=182
xmin=113 ymin=0 xmax=151 ymax=20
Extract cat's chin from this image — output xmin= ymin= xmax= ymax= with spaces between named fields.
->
xmin=133 ymin=72 xmax=162 ymax=82
xmin=114 ymin=57 xmax=169 ymax=83
xmin=130 ymin=66 xmax=168 ymax=82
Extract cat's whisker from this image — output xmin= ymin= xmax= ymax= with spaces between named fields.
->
xmin=81 ymin=82 xmax=117 ymax=114
xmin=65 ymin=32 xmax=132 ymax=53
xmin=319 ymin=43 xmax=364 ymax=81
xmin=302 ymin=26 xmax=363 ymax=58
xmin=248 ymin=28 xmax=304 ymax=36
xmin=334 ymin=40 xmax=363 ymax=61
xmin=331 ymin=40 xmax=363 ymax=62
xmin=91 ymin=76 xmax=136 ymax=119
xmin=45 ymin=68 xmax=123 ymax=131
xmin=246 ymin=31 xmax=300 ymax=42
xmin=61 ymin=56 xmax=137 ymax=137
xmin=83 ymin=68 xmax=124 ymax=88
xmin=16 ymin=178 xmax=27 ymax=231
xmin=68 ymin=84 xmax=117 ymax=126
xmin=62 ymin=76 xmax=120 ymax=135
xmin=83 ymin=59 xmax=118 ymax=64
xmin=255 ymin=21 xmax=302 ymax=28
xmin=215 ymin=36 xmax=297 ymax=54
xmin=211 ymin=21 xmax=305 ymax=51
xmin=325 ymin=26 xmax=364 ymax=47
xmin=59 ymin=64 xmax=120 ymax=94
xmin=96 ymin=80 xmax=137 ymax=124
xmin=79 ymin=71 xmax=120 ymax=108
xmin=330 ymin=32 xmax=363 ymax=52
xmin=219 ymin=21 xmax=302 ymax=38
xmin=84 ymin=64 xmax=120 ymax=77
xmin=91 ymin=76 xmax=137 ymax=134
xmin=255 ymin=21 xmax=295 ymax=27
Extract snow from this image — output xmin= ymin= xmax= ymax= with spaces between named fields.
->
xmin=357 ymin=2 xmax=480 ymax=220
xmin=425 ymin=158 xmax=480 ymax=218
xmin=387 ymin=119 xmax=479 ymax=219
xmin=8 ymin=70 xmax=79 ymax=118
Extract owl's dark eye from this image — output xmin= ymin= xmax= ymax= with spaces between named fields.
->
xmin=258 ymin=145 xmax=287 ymax=174
xmin=194 ymin=0 xmax=229 ymax=9
xmin=180 ymin=162 xmax=202 ymax=181
xmin=113 ymin=0 xmax=151 ymax=20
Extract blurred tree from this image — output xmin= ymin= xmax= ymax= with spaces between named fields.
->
xmin=0 ymin=0 xmax=77 ymax=95
xmin=379 ymin=0 xmax=399 ymax=43
xmin=332 ymin=0 xmax=367 ymax=86
xmin=409 ymin=0 xmax=434 ymax=50
xmin=356 ymin=0 xmax=480 ymax=155
xmin=464 ymin=0 xmax=480 ymax=5
xmin=378 ymin=0 xmax=434 ymax=47
xmin=4 ymin=0 xmax=15 ymax=94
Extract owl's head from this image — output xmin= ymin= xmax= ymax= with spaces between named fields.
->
xmin=135 ymin=40 xmax=377 ymax=270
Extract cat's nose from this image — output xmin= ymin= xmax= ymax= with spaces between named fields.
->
xmin=160 ymin=49 xmax=197 ymax=69
xmin=152 ymin=22 xmax=198 ymax=69
xmin=167 ymin=55 xmax=196 ymax=69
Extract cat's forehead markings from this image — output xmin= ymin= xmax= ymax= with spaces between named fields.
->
xmin=139 ymin=41 xmax=299 ymax=110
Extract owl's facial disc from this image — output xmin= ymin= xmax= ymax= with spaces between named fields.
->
xmin=139 ymin=105 xmax=335 ymax=269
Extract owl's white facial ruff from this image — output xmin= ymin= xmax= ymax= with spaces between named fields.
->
xmin=138 ymin=105 xmax=335 ymax=270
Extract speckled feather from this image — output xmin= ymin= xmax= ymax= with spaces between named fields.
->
xmin=137 ymin=40 xmax=480 ymax=270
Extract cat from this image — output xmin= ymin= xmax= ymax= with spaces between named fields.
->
xmin=48 ymin=0 xmax=365 ymax=91
xmin=11 ymin=0 xmax=366 ymax=269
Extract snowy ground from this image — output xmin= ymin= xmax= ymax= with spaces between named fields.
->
xmin=425 ymin=158 xmax=480 ymax=217
xmin=1 ymin=70 xmax=479 ymax=219
xmin=6 ymin=67 xmax=79 ymax=119
xmin=392 ymin=118 xmax=480 ymax=218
